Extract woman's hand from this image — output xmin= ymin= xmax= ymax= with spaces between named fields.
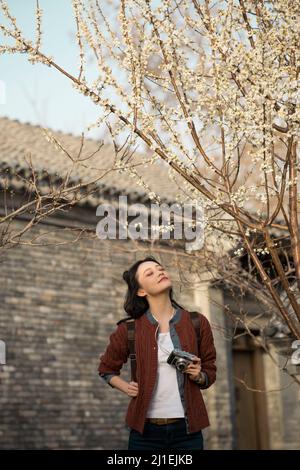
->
xmin=184 ymin=355 xmax=202 ymax=382
xmin=127 ymin=381 xmax=139 ymax=397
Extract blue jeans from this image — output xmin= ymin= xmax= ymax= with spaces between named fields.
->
xmin=128 ymin=419 xmax=204 ymax=450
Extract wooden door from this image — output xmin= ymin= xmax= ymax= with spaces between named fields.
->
xmin=232 ymin=334 xmax=270 ymax=449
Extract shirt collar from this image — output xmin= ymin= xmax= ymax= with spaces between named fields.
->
xmin=145 ymin=304 xmax=181 ymax=325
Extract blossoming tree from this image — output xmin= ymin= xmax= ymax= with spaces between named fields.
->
xmin=1 ymin=0 xmax=299 ymax=349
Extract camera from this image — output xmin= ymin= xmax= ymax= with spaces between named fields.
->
xmin=167 ymin=348 xmax=196 ymax=372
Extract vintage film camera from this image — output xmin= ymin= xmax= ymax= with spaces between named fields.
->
xmin=167 ymin=348 xmax=196 ymax=372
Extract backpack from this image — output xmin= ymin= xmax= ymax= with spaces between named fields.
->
xmin=116 ymin=311 xmax=201 ymax=382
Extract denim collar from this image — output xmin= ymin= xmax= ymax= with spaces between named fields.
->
xmin=145 ymin=304 xmax=181 ymax=325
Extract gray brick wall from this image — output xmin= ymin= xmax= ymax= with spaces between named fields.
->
xmin=1 ymin=215 xmax=298 ymax=449
xmin=0 ymin=217 xmax=221 ymax=449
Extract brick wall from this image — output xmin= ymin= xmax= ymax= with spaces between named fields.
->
xmin=2 ymin=214 xmax=298 ymax=449
xmin=0 ymin=217 xmax=223 ymax=449
xmin=264 ymin=347 xmax=300 ymax=450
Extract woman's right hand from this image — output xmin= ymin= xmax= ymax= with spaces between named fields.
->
xmin=127 ymin=381 xmax=139 ymax=397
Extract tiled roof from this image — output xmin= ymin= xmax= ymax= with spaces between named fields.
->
xmin=0 ymin=116 xmax=295 ymax=228
xmin=0 ymin=116 xmax=182 ymax=207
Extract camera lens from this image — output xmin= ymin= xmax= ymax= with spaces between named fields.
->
xmin=176 ymin=359 xmax=186 ymax=371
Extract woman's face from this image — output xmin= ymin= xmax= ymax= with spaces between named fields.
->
xmin=136 ymin=261 xmax=172 ymax=298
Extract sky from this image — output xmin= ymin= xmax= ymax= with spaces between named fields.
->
xmin=0 ymin=0 xmax=105 ymax=139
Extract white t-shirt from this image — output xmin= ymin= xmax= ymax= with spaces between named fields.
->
xmin=146 ymin=331 xmax=185 ymax=418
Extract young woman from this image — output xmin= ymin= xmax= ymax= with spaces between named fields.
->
xmin=98 ymin=256 xmax=217 ymax=450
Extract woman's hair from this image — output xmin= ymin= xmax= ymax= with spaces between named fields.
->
xmin=122 ymin=255 xmax=185 ymax=319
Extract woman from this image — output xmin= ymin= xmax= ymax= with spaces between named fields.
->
xmin=98 ymin=256 xmax=217 ymax=450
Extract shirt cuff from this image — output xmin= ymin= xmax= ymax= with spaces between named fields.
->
xmin=100 ymin=373 xmax=118 ymax=388
xmin=197 ymin=371 xmax=209 ymax=388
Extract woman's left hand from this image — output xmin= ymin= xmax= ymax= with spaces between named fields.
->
xmin=184 ymin=355 xmax=202 ymax=381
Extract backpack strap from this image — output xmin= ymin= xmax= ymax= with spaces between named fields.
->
xmin=116 ymin=316 xmax=131 ymax=325
xmin=116 ymin=316 xmax=137 ymax=382
xmin=188 ymin=311 xmax=201 ymax=354
xmin=126 ymin=319 xmax=137 ymax=382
